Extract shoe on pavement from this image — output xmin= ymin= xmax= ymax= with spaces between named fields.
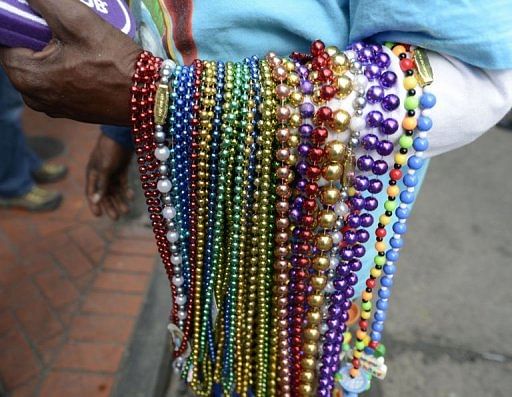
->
xmin=32 ymin=162 xmax=68 ymax=184
xmin=0 ymin=186 xmax=63 ymax=212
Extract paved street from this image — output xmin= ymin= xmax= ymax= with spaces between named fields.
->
xmin=376 ymin=126 xmax=512 ymax=397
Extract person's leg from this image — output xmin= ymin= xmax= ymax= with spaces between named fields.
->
xmin=0 ymin=69 xmax=63 ymax=211
xmin=26 ymin=145 xmax=43 ymax=174
xmin=0 ymin=68 xmax=34 ymax=198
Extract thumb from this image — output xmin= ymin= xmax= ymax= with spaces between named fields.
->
xmin=86 ymin=167 xmax=108 ymax=215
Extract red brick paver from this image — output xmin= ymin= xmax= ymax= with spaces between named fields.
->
xmin=0 ymin=109 xmax=158 ymax=396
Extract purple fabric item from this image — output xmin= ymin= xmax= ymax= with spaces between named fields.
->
xmin=0 ymin=0 xmax=135 ymax=50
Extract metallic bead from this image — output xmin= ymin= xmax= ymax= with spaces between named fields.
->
xmin=332 ymin=53 xmax=349 ymax=75
xmin=312 ymin=256 xmax=330 ymax=271
xmin=159 ymin=164 xmax=169 ymax=175
xmin=299 ymin=384 xmax=314 ymax=396
xmin=325 ymin=45 xmax=339 ymax=56
xmin=289 ymin=113 xmax=302 ymax=128
xmin=350 ymin=60 xmax=363 ymax=73
xmin=301 ymin=370 xmax=315 ymax=383
xmin=322 ymin=162 xmax=344 ymax=181
xmin=330 ymin=109 xmax=351 ymax=132
xmin=307 ymin=294 xmax=324 ymax=308
xmin=353 ymin=96 xmax=367 ymax=110
xmin=318 ymin=210 xmax=337 ymax=229
xmin=302 ymin=357 xmax=316 ymax=370
xmin=289 ymin=91 xmax=304 ymax=106
xmin=287 ymin=72 xmax=300 ymax=86
xmin=155 ymin=131 xmax=166 ymax=142
xmin=304 ymin=328 xmax=321 ymax=342
xmin=310 ymin=275 xmax=327 ymax=290
xmin=276 ymin=127 xmax=290 ymax=142
xmin=320 ymin=186 xmax=341 ymax=206
xmin=307 ymin=310 xmax=322 ymax=325
xmin=336 ymin=75 xmax=352 ymax=99
xmin=303 ymin=342 xmax=318 ymax=356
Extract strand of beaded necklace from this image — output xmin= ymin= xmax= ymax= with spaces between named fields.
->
xmin=221 ymin=61 xmax=251 ymax=395
xmin=266 ymin=52 xmax=295 ymax=397
xmin=177 ymin=60 xmax=203 ymax=361
xmin=346 ymin=42 xmax=415 ymax=382
xmin=168 ymin=64 xmax=192 ymax=301
xmin=131 ymin=53 xmax=182 ymax=314
xmin=335 ymin=42 xmax=398 ymax=378
xmin=298 ymin=41 xmax=349 ymax=397
xmin=241 ymin=56 xmax=262 ymax=395
xmin=194 ymin=61 xmax=221 ymax=365
xmin=369 ymin=45 xmax=435 ymax=351
xmin=233 ymin=62 xmax=255 ymax=395
xmin=163 ymin=63 xmax=191 ymax=363
xmin=211 ymin=61 xmax=237 ymax=392
xmin=252 ymin=59 xmax=277 ymax=397
xmin=197 ymin=61 xmax=220 ymax=389
xmin=286 ymin=57 xmax=316 ymax=397
xmin=188 ymin=60 xmax=216 ymax=396
xmin=202 ymin=61 xmax=225 ymax=365
xmin=317 ymin=45 xmax=368 ymax=397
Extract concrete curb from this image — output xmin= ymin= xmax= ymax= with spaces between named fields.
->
xmin=111 ymin=260 xmax=172 ymax=397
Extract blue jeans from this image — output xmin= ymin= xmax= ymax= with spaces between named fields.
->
xmin=0 ymin=69 xmax=42 ymax=197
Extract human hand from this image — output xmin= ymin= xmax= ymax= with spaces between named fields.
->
xmin=0 ymin=0 xmax=142 ymax=125
xmin=86 ymin=133 xmax=134 ymax=220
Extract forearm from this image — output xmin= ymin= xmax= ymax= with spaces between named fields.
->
xmin=425 ymin=52 xmax=512 ymax=156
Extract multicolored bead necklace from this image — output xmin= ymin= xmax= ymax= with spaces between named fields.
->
xmin=130 ymin=39 xmax=436 ymax=397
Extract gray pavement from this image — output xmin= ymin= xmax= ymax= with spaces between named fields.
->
xmin=377 ymin=126 xmax=512 ymax=397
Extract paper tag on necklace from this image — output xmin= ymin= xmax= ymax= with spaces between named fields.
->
xmin=187 ymin=365 xmax=194 ymax=383
xmin=211 ymin=295 xmax=219 ymax=324
xmin=347 ymin=350 xmax=387 ymax=380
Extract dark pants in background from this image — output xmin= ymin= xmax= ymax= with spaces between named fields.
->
xmin=0 ymin=69 xmax=42 ymax=197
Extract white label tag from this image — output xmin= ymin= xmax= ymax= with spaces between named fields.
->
xmin=80 ymin=0 xmax=109 ymax=14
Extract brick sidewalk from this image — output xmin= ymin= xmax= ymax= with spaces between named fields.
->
xmin=0 ymin=110 xmax=159 ymax=396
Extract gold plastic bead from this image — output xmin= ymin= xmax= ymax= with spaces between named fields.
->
xmin=301 ymin=370 xmax=315 ymax=383
xmin=302 ymin=357 xmax=316 ymax=370
xmin=288 ymin=133 xmax=299 ymax=148
xmin=332 ymin=53 xmax=349 ymax=75
xmin=289 ymin=91 xmax=304 ymax=106
xmin=326 ymin=45 xmax=339 ymax=57
xmin=326 ymin=140 xmax=346 ymax=162
xmin=284 ymin=60 xmax=295 ymax=72
xmin=303 ymin=342 xmax=318 ymax=356
xmin=299 ymin=384 xmax=314 ymax=396
xmin=336 ymin=75 xmax=353 ymax=98
xmin=306 ymin=310 xmax=321 ymax=324
xmin=330 ymin=109 xmax=351 ymax=132
xmin=312 ymin=256 xmax=330 ymax=271
xmin=309 ymin=70 xmax=319 ymax=81
xmin=287 ymin=72 xmax=300 ymax=86
xmin=289 ymin=113 xmax=302 ymax=128
xmin=320 ymin=186 xmax=341 ymax=205
xmin=315 ymin=235 xmax=333 ymax=251
xmin=287 ymin=153 xmax=298 ymax=166
xmin=312 ymin=89 xmax=326 ymax=105
xmin=322 ymin=162 xmax=344 ymax=181
xmin=310 ymin=275 xmax=327 ymax=290
xmin=276 ymin=166 xmax=291 ymax=179
xmin=318 ymin=210 xmax=337 ymax=229
xmin=307 ymin=294 xmax=324 ymax=308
